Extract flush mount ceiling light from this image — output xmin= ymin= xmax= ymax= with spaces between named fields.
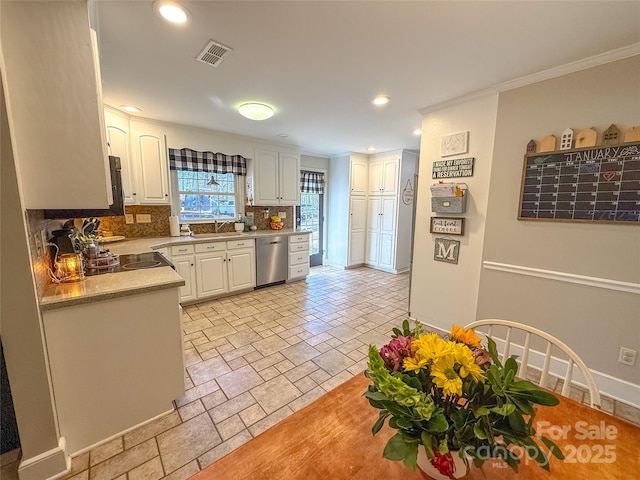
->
xmin=154 ymin=1 xmax=191 ymax=24
xmin=371 ymin=95 xmax=390 ymax=106
xmin=367 ymin=147 xmax=376 ymax=152
xmin=238 ymin=103 xmax=274 ymax=121
xmin=413 ymin=128 xmax=423 ymax=135
xmin=121 ymin=105 xmax=141 ymax=113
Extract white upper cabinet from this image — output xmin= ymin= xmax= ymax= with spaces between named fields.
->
xmin=1 ymin=1 xmax=110 ymax=209
xmin=350 ymin=157 xmax=368 ymax=196
xmin=253 ymin=149 xmax=300 ymax=205
xmin=368 ymin=157 xmax=399 ymax=195
xmin=104 ymin=109 xmax=136 ymax=205
xmin=130 ymin=121 xmax=170 ymax=204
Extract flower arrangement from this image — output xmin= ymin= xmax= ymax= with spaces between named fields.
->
xmin=365 ymin=321 xmax=564 ymax=478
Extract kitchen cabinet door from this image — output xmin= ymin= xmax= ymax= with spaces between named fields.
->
xmin=174 ymin=256 xmax=196 ymax=302
xmin=104 ymin=109 xmax=137 ymax=204
xmin=131 ymin=122 xmax=170 ymax=204
xmin=254 ymin=149 xmax=280 ymax=204
xmin=381 ymin=159 xmax=399 ymax=195
xmin=227 ymin=249 xmax=255 ymax=292
xmin=278 ymin=153 xmax=300 ymax=205
xmin=348 ymin=196 xmax=367 ymax=266
xmin=195 ymin=253 xmax=227 ymax=298
xmin=368 ymin=161 xmax=383 ymax=195
xmin=254 ymin=149 xmax=300 ymax=205
xmin=350 ymin=159 xmax=368 ymax=196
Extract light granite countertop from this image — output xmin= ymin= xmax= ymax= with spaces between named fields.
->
xmin=39 ymin=229 xmax=311 ymax=311
xmin=104 ymin=228 xmax=312 ymax=255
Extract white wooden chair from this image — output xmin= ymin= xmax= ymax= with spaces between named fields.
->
xmin=464 ymin=319 xmax=601 ymax=409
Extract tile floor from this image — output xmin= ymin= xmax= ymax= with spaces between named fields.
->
xmin=2 ymin=265 xmax=639 ymax=480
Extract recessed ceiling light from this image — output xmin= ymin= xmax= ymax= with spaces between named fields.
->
xmin=238 ymin=103 xmax=274 ymax=121
xmin=371 ymin=95 xmax=390 ymax=106
xmin=121 ymin=105 xmax=141 ymax=113
xmin=367 ymin=147 xmax=376 ymax=152
xmin=154 ymin=1 xmax=190 ymax=24
xmin=413 ymin=129 xmax=423 ymax=135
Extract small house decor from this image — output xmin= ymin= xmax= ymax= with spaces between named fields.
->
xmin=624 ymin=126 xmax=640 ymax=142
xmin=539 ymin=134 xmax=556 ymax=152
xmin=560 ymin=128 xmax=574 ymax=150
xmin=575 ymin=127 xmax=597 ymax=148
xmin=602 ymin=124 xmax=621 ymax=145
xmin=526 ymin=140 xmax=537 ymax=153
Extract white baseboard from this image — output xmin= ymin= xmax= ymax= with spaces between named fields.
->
xmin=18 ymin=437 xmax=69 ymax=480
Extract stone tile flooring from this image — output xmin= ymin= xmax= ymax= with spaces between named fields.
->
xmin=67 ymin=265 xmax=410 ymax=480
xmin=3 ymin=265 xmax=639 ymax=480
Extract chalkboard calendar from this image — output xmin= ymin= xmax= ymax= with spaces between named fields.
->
xmin=518 ymin=142 xmax=640 ymax=224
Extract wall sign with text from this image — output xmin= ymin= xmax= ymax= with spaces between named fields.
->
xmin=432 ymin=157 xmax=475 ymax=179
xmin=430 ymin=217 xmax=465 ymax=235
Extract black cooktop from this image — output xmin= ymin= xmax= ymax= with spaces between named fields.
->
xmin=85 ymin=251 xmax=174 ymax=276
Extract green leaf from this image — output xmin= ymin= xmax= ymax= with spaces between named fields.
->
xmin=392 ymin=328 xmax=402 ymax=337
xmin=490 ymin=404 xmax=516 ymax=416
xmin=520 ymin=438 xmax=550 ymax=471
xmin=507 ymin=411 xmax=526 ymax=434
xmin=474 ymin=406 xmax=490 ymax=417
xmin=395 ymin=417 xmax=413 ymax=429
xmin=540 ymin=435 xmax=565 ymax=460
xmin=425 ymin=413 xmax=448 ymax=433
xmin=383 ymin=433 xmax=408 ymax=461
xmin=486 ymin=337 xmax=503 ymax=368
xmin=420 ymin=432 xmax=434 ymax=458
xmin=508 ymin=380 xmax=540 ymax=391
xmin=507 ymin=394 xmax=535 ymax=416
xmin=364 ymin=391 xmax=387 ymax=402
xmin=505 ymin=356 xmax=518 ymax=377
xmin=372 ymin=411 xmax=390 ymax=435
xmin=473 ymin=422 xmax=488 ymax=439
xmin=402 ymin=442 xmax=419 ymax=470
xmin=522 ymin=390 xmax=560 ymax=406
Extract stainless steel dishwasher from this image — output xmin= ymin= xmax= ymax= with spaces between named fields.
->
xmin=255 ymin=236 xmax=288 ymax=287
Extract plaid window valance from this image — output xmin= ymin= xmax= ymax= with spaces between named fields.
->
xmin=300 ymin=171 xmax=325 ymax=194
xmin=168 ymin=148 xmax=248 ymax=176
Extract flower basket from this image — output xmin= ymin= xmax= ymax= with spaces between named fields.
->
xmin=364 ymin=321 xmax=564 ymax=478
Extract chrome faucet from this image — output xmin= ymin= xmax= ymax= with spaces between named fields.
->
xmin=214 ymin=220 xmax=232 ymax=233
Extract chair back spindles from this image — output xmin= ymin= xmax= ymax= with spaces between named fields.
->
xmin=465 ymin=319 xmax=601 ymax=409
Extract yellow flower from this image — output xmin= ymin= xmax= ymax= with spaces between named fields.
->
xmin=450 ymin=325 xmax=482 ymax=348
xmin=403 ymin=355 xmax=428 ymax=373
xmin=431 ymin=355 xmax=463 ymax=396
xmin=452 ymin=343 xmax=485 ymax=382
xmin=411 ymin=333 xmax=451 ymax=363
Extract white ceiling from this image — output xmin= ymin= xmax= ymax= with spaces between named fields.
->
xmin=94 ymin=1 xmax=640 ymax=157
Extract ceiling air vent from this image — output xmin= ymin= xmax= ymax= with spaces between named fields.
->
xmin=196 ymin=40 xmax=232 ymax=68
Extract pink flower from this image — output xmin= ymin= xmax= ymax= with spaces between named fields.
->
xmin=379 ymin=336 xmax=413 ymax=372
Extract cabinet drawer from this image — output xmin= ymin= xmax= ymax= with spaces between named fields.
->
xmin=227 ymin=239 xmax=254 ymax=250
xmin=289 ymin=263 xmax=310 ymax=279
xmin=171 ymin=244 xmax=194 ymax=256
xmin=194 ymin=242 xmax=225 ymax=254
xmin=289 ymin=252 xmax=309 ymax=266
xmin=289 ymin=234 xmax=310 ymax=244
xmin=288 ymin=241 xmax=309 ymax=253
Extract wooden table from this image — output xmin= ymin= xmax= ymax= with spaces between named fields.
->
xmin=194 ymin=373 xmax=640 ymax=480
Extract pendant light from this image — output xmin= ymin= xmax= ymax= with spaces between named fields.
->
xmin=207 ymin=176 xmax=219 ymax=186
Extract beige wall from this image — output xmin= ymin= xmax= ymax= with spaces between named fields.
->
xmin=410 ymin=93 xmax=499 ymax=330
xmin=477 ymin=56 xmax=640 ymax=387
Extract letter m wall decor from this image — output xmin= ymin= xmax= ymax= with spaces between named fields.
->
xmin=433 ymin=237 xmax=460 ymax=264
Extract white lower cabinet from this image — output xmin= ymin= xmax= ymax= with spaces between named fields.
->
xmin=171 ymin=245 xmax=196 ymax=303
xmin=288 ymin=234 xmax=310 ymax=281
xmin=172 ymin=240 xmax=255 ymax=303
